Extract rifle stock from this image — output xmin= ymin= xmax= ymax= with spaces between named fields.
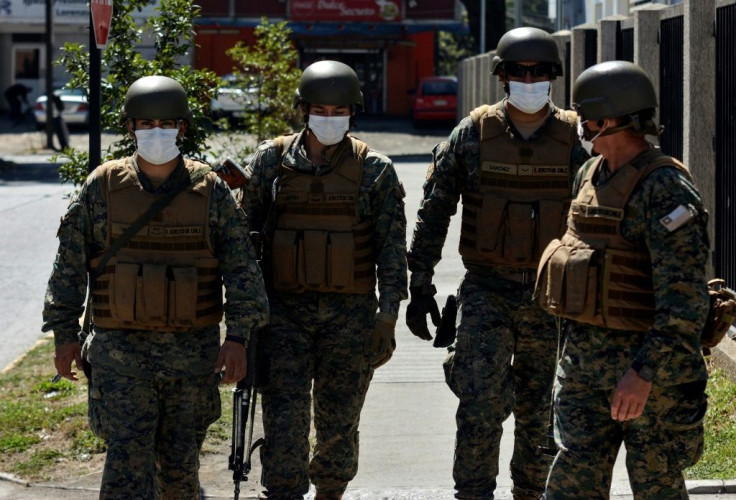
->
xmin=228 ymin=327 xmax=265 ymax=500
xmin=213 ymin=157 xmax=250 ymax=189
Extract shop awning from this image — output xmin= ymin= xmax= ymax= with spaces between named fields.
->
xmin=196 ymin=18 xmax=468 ymax=36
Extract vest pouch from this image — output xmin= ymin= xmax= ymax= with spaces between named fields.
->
xmin=476 ymin=194 xmax=507 ymax=254
xmin=271 ymin=229 xmax=299 ymax=290
xmin=536 ymin=200 xmax=567 ymax=259
xmin=505 ymin=203 xmax=535 ymax=262
xmin=137 ymin=264 xmax=168 ymax=325
xmin=168 ymin=267 xmax=198 ymax=326
xmin=544 ymin=242 xmax=570 ymax=314
xmin=564 ymin=248 xmax=597 ymax=316
xmin=328 ymin=232 xmax=355 ymax=289
xmin=303 ymin=230 xmax=328 ymax=288
xmin=112 ymin=262 xmax=140 ymax=322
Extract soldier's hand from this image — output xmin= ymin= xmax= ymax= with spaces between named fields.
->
xmin=405 ymin=285 xmax=441 ymax=341
xmin=368 ymin=312 xmax=396 ymax=369
xmin=54 ymin=342 xmax=83 ymax=382
xmin=610 ymin=368 xmax=652 ymax=421
xmin=216 ymin=340 xmax=247 ymax=384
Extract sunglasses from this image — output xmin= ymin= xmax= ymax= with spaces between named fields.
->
xmin=504 ymin=62 xmax=554 ymax=78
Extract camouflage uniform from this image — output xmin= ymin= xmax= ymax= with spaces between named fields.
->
xmin=408 ymin=105 xmax=587 ymax=500
xmin=544 ymin=151 xmax=709 ymax=499
xmin=42 ymin=158 xmax=269 ymax=500
xmin=243 ymin=130 xmax=407 ymax=498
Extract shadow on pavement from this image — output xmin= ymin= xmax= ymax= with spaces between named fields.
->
xmin=0 ymin=163 xmax=65 ymax=184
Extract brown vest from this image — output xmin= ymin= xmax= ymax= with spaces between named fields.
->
xmin=90 ymin=158 xmax=223 ymax=331
xmin=536 ymin=151 xmax=692 ymax=331
xmin=459 ymin=103 xmax=578 ymax=269
xmin=268 ymin=135 xmax=376 ymax=294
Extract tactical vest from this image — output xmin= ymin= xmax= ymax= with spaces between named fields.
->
xmin=536 ymin=151 xmax=692 ymax=331
xmin=268 ymin=135 xmax=376 ymax=294
xmin=459 ymin=103 xmax=578 ymax=270
xmin=90 ymin=158 xmax=224 ymax=331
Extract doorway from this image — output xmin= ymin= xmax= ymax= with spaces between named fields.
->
xmin=300 ymin=49 xmax=385 ymax=115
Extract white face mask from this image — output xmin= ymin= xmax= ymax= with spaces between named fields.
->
xmin=308 ymin=114 xmax=350 ymax=146
xmin=507 ymin=81 xmax=551 ymax=114
xmin=577 ymin=117 xmax=604 ymax=156
xmin=135 ymin=127 xmax=180 ymax=165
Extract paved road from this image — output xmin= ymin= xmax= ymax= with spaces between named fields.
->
xmin=0 ymin=161 xmax=71 ymax=372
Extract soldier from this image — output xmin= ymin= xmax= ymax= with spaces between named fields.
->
xmin=406 ymin=27 xmax=588 ymax=500
xmin=538 ymin=61 xmax=709 ymax=499
xmin=42 ymin=75 xmax=269 ymax=499
xmin=242 ymin=60 xmax=407 ymax=500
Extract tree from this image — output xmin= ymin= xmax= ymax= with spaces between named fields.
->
xmin=54 ymin=0 xmax=220 ymax=187
xmin=437 ymin=31 xmax=476 ymax=76
xmin=225 ymin=19 xmax=302 ymax=145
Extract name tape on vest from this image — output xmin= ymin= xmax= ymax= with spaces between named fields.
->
xmin=481 ymin=162 xmax=568 ymax=176
xmin=112 ymin=222 xmax=203 ymax=238
xmin=660 ymin=204 xmax=696 ymax=232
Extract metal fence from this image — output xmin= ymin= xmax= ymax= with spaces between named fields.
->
xmin=715 ymin=1 xmax=736 ymax=288
xmin=659 ymin=14 xmax=684 ymax=160
xmin=456 ymin=0 xmax=735 ymax=286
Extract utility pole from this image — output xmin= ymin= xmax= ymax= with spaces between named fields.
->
xmin=557 ymin=0 xmax=564 ymax=31
xmin=44 ymin=0 xmax=54 ymax=149
xmin=480 ymin=0 xmax=486 ymax=53
xmin=515 ymin=0 xmax=523 ymax=27
xmin=88 ymin=12 xmax=101 ymax=172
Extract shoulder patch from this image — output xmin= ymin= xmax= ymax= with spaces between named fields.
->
xmin=660 ymin=204 xmax=696 ymax=232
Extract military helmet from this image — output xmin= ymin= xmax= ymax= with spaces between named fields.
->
xmin=572 ymin=61 xmax=657 ymax=121
xmin=491 ymin=27 xmax=563 ymax=77
xmin=292 ymin=60 xmax=364 ymax=111
xmin=124 ymin=75 xmax=192 ymax=123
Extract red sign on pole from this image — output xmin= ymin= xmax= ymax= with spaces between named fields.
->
xmin=90 ymin=0 xmax=114 ymax=49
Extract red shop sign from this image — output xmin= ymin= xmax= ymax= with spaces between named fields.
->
xmin=290 ymin=0 xmax=403 ymax=22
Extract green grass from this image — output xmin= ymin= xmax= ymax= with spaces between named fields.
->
xmin=0 ymin=335 xmax=236 ymax=481
xmin=685 ymin=365 xmax=736 ymax=480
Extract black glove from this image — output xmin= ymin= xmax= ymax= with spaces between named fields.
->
xmin=405 ymin=284 xmax=442 ymax=341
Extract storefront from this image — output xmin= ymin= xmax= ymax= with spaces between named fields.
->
xmin=0 ymin=0 xmax=89 ymax=109
xmin=194 ymin=0 xmax=466 ymax=116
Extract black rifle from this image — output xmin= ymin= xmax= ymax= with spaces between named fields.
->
xmin=229 ymin=328 xmax=265 ymax=500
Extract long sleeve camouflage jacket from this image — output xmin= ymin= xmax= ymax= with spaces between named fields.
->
xmin=560 ymin=151 xmax=710 ymax=388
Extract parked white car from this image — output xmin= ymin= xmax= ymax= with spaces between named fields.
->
xmin=34 ymin=88 xmax=89 ymax=128
xmin=210 ymin=73 xmax=264 ymax=122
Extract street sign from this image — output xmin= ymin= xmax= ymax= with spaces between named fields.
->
xmin=90 ymin=0 xmax=113 ymax=49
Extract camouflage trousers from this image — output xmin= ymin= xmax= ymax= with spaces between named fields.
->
xmin=545 ymin=377 xmax=707 ymax=500
xmin=444 ymin=274 xmax=561 ymax=500
xmin=260 ymin=292 xmax=376 ymax=498
xmin=87 ymin=366 xmax=221 ymax=500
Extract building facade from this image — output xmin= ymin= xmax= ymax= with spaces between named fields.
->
xmin=194 ymin=0 xmax=466 ymax=116
xmin=0 ymin=0 xmax=159 ymax=112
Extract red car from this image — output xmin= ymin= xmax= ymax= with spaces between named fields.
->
xmin=410 ymin=76 xmax=457 ymax=127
